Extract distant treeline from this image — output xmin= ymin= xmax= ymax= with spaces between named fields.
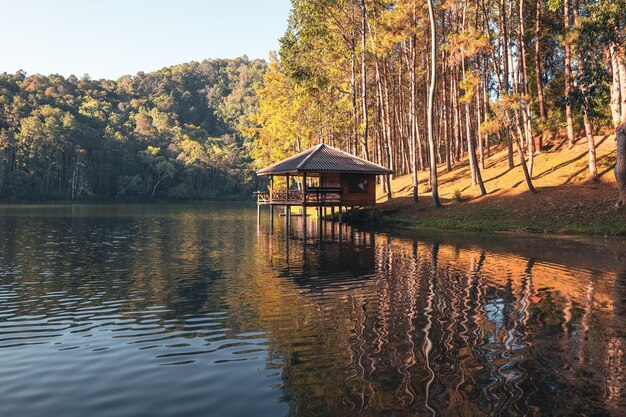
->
xmin=0 ymin=57 xmax=266 ymax=201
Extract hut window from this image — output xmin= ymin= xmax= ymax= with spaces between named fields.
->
xmin=344 ymin=175 xmax=369 ymax=193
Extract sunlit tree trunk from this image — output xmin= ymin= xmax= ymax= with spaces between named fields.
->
xmin=350 ymin=39 xmax=359 ymax=156
xmin=499 ymin=0 xmax=514 ymax=169
xmin=535 ymin=0 xmax=546 ymax=121
xmin=359 ymin=0 xmax=369 ymax=160
xmin=519 ymin=0 xmax=534 ymax=176
xmin=573 ymin=0 xmax=597 ymax=181
xmin=564 ymin=0 xmax=575 ymax=147
xmin=476 ymin=72 xmax=484 ymax=170
xmin=609 ymin=44 xmax=622 ymax=127
xmin=619 ymin=54 xmax=626 ymax=122
xmin=462 ymin=59 xmax=487 ymax=196
xmin=427 ymin=0 xmax=441 ymax=207
xmin=442 ymin=57 xmax=452 ymax=172
xmin=616 ymin=123 xmax=626 ymax=210
xmin=409 ymin=33 xmax=419 ymax=202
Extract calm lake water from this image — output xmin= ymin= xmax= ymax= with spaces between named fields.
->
xmin=0 ymin=203 xmax=624 ymax=417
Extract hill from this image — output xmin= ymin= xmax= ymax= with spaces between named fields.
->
xmin=379 ymin=132 xmax=626 ymax=235
xmin=0 ymin=57 xmax=266 ymax=201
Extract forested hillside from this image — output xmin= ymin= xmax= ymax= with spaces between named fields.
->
xmin=0 ymin=57 xmax=266 ymax=201
xmin=249 ymin=0 xmax=626 ymax=208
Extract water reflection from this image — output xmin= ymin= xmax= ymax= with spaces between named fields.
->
xmin=0 ymin=204 xmax=624 ymax=417
xmin=258 ymin=215 xmax=626 ymax=416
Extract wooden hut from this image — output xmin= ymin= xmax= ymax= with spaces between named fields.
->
xmin=255 ymin=144 xmax=392 ymax=220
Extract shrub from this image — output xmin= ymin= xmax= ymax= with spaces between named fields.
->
xmin=168 ymin=183 xmax=191 ymax=200
xmin=453 ymin=189 xmax=463 ymax=202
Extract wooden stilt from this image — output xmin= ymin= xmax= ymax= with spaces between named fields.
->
xmin=302 ymin=205 xmax=307 ymax=242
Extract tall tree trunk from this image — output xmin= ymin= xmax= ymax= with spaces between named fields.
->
xmin=381 ymin=62 xmax=394 ymax=199
xmin=463 ymin=59 xmax=487 ymax=196
xmin=359 ymin=0 xmax=369 ymax=160
xmin=476 ymin=74 xmax=484 ymax=170
xmin=442 ymin=59 xmax=452 ymax=172
xmin=583 ymin=103 xmax=598 ymax=181
xmin=615 ymin=123 xmax=626 ymax=210
xmin=573 ymin=0 xmax=597 ymax=180
xmin=409 ymin=34 xmax=419 ymax=202
xmin=619 ymin=54 xmax=626 ymax=123
xmin=564 ymin=0 xmax=575 ymax=147
xmin=452 ymin=75 xmax=461 ymax=162
xmin=512 ymin=117 xmax=538 ymax=193
xmin=350 ymin=39 xmax=359 ymax=156
xmin=519 ymin=0 xmax=534 ymax=176
xmin=610 ymin=44 xmax=622 ymax=127
xmin=427 ymin=0 xmax=441 ymax=207
xmin=499 ymin=0 xmax=514 ymax=169
xmin=535 ymin=0 xmax=546 ymax=121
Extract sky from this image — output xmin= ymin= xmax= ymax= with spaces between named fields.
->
xmin=0 ymin=0 xmax=291 ymax=80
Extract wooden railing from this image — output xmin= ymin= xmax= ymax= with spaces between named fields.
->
xmin=270 ymin=190 xmax=303 ymax=203
xmin=304 ymin=187 xmax=343 ymax=204
xmin=255 ymin=191 xmax=270 ymax=204
xmin=256 ymin=187 xmax=344 ymax=205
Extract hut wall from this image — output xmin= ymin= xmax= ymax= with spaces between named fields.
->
xmin=321 ymin=173 xmax=341 ymax=187
xmin=340 ymin=174 xmax=376 ymax=206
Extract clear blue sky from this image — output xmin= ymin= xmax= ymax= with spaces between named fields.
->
xmin=0 ymin=0 xmax=291 ymax=80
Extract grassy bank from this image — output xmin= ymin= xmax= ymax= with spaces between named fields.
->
xmin=377 ymin=132 xmax=626 ymax=236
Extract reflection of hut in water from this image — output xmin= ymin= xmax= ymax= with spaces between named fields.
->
xmin=262 ymin=222 xmax=377 ymax=291
xmin=255 ymin=144 xmax=392 ymax=221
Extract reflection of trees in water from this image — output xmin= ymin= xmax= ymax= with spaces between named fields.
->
xmin=606 ymin=269 xmax=626 ymax=407
xmin=3 ymin=210 xmax=623 ymax=414
xmin=256 ymin=225 xmax=626 ymax=416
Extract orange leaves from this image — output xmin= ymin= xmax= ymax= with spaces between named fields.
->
xmin=444 ymin=28 xmax=490 ymax=64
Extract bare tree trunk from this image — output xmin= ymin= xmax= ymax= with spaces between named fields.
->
xmin=409 ymin=34 xmax=419 ymax=202
xmin=519 ymin=0 xmax=534 ymax=176
xmin=535 ymin=0 xmax=546 ymax=121
xmin=452 ymin=75 xmax=462 ymax=162
xmin=441 ymin=15 xmax=451 ymax=171
xmin=463 ymin=59 xmax=487 ymax=196
xmin=359 ymin=0 xmax=369 ymax=160
xmin=427 ymin=0 xmax=441 ymax=207
xmin=564 ymin=0 xmax=575 ymax=147
xmin=515 ymin=138 xmax=538 ymax=194
xmin=381 ymin=62 xmax=393 ymax=199
xmin=573 ymin=0 xmax=597 ymax=180
xmin=476 ymin=78 xmax=484 ymax=170
xmin=583 ymin=108 xmax=598 ymax=180
xmin=619 ymin=54 xmax=626 ymax=123
xmin=350 ymin=39 xmax=359 ymax=156
xmin=610 ymin=44 xmax=622 ymax=127
xmin=616 ymin=123 xmax=626 ymax=210
xmin=443 ymin=60 xmax=452 ymax=172
xmin=499 ymin=0 xmax=514 ymax=169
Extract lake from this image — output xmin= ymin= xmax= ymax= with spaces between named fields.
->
xmin=0 ymin=203 xmax=624 ymax=417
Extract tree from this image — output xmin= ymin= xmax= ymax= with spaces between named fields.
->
xmin=563 ymin=0 xmax=576 ymax=148
xmin=0 ymin=57 xmax=266 ymax=201
xmin=616 ymin=124 xmax=626 ymax=209
xmin=427 ymin=0 xmax=441 ymax=207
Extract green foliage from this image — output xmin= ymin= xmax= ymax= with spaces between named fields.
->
xmin=0 ymin=57 xmax=266 ymax=201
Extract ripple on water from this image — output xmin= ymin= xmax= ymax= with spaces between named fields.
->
xmin=0 ymin=205 xmax=624 ymax=417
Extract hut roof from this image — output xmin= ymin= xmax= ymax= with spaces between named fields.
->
xmin=256 ymin=144 xmax=392 ymax=176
